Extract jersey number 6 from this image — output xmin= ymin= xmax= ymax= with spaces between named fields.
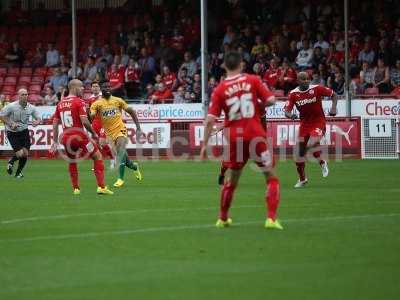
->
xmin=226 ymin=93 xmax=255 ymax=121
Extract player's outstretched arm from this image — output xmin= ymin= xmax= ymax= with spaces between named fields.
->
xmin=80 ymin=115 xmax=98 ymax=140
xmin=284 ymin=111 xmax=298 ymax=120
xmin=125 ymin=107 xmax=141 ymax=132
xmin=200 ymin=115 xmax=216 ymax=160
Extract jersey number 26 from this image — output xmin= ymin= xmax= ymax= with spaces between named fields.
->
xmin=226 ymin=93 xmax=255 ymax=121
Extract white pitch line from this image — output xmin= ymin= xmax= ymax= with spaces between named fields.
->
xmin=1 ymin=213 xmax=399 ymax=244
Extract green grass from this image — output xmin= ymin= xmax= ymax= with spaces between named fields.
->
xmin=0 ymin=159 xmax=399 ymax=300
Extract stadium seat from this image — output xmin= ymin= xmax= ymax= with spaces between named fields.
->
xmin=18 ymin=76 xmax=31 ymax=85
xmin=20 ymin=67 xmax=33 ymax=76
xmin=0 ymin=67 xmax=7 ymax=77
xmin=4 ymin=77 xmax=17 ymax=85
xmin=28 ymin=84 xmax=42 ymax=94
xmin=33 ymin=67 xmax=48 ymax=76
xmin=365 ymin=87 xmax=379 ymax=95
xmin=8 ymin=67 xmax=20 ymax=76
xmin=31 ymin=76 xmax=45 ymax=84
xmin=28 ymin=93 xmax=43 ymax=104
xmin=2 ymin=85 xmax=16 ymax=94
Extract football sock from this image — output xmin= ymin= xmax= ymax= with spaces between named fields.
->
xmin=117 ymin=148 xmax=126 ymax=180
xmin=220 ymin=164 xmax=228 ymax=176
xmin=313 ymin=151 xmax=324 ymax=165
xmin=219 ymin=182 xmax=236 ymax=221
xmin=68 ymin=163 xmax=79 ymax=189
xmin=295 ymin=161 xmax=306 ymax=181
xmin=266 ymin=176 xmax=280 ymax=221
xmin=125 ymin=156 xmax=137 ymax=170
xmin=93 ymin=160 xmax=105 ymax=188
xmin=16 ymin=157 xmax=27 ymax=174
xmin=8 ymin=155 xmax=19 ymax=165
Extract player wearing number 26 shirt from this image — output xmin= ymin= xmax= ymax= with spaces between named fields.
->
xmin=284 ymin=71 xmax=338 ymax=188
xmin=200 ymin=50 xmax=283 ymax=230
xmin=51 ymin=79 xmax=113 ymax=196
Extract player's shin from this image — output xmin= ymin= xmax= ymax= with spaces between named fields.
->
xmin=266 ymin=176 xmax=280 ymax=220
xmin=116 ymin=148 xmax=127 ymax=179
xmin=219 ymin=182 xmax=236 ymax=221
xmin=93 ymin=160 xmax=105 ymax=188
xmin=312 ymin=150 xmax=325 ymax=165
xmin=15 ymin=157 xmax=27 ymax=175
xmin=68 ymin=163 xmax=79 ymax=189
xmin=8 ymin=155 xmax=19 ymax=165
xmin=295 ymin=161 xmax=306 ymax=181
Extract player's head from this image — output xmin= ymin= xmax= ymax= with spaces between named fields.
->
xmin=68 ymin=79 xmax=84 ymax=97
xmin=101 ymin=82 xmax=112 ymax=99
xmin=17 ymin=88 xmax=28 ymax=105
xmin=91 ymin=81 xmax=101 ymax=95
xmin=297 ymin=72 xmax=310 ymax=91
xmin=224 ymin=50 xmax=242 ymax=73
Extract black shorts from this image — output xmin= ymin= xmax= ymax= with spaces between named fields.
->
xmin=7 ymin=129 xmax=31 ymax=152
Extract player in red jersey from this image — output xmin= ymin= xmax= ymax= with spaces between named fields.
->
xmin=200 ymin=51 xmax=283 ymax=230
xmin=51 ymin=79 xmax=113 ymax=195
xmin=87 ymin=81 xmax=116 ymax=169
xmin=284 ymin=72 xmax=338 ymax=188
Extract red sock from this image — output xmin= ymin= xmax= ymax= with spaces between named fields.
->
xmin=313 ymin=151 xmax=324 ymax=165
xmin=68 ymin=163 xmax=79 ymax=189
xmin=219 ymin=183 xmax=236 ymax=221
xmin=93 ymin=160 xmax=105 ymax=188
xmin=295 ymin=162 xmax=306 ymax=181
xmin=266 ymin=176 xmax=280 ymax=220
xmin=102 ymin=144 xmax=114 ymax=160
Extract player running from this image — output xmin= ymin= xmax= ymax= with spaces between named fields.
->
xmin=90 ymin=81 xmax=142 ymax=188
xmin=201 ymin=50 xmax=283 ymax=230
xmin=284 ymin=72 xmax=338 ymax=188
xmin=51 ymin=79 xmax=113 ymax=195
xmin=87 ymin=81 xmax=116 ymax=169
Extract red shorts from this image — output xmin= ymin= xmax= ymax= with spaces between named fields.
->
xmin=61 ymin=135 xmax=98 ymax=159
xmin=223 ymin=137 xmax=274 ymax=170
xmin=299 ymin=122 xmax=326 ymax=139
xmin=92 ymin=120 xmax=106 ymax=139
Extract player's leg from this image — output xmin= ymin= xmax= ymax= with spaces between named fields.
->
xmin=114 ymin=135 xmax=142 ymax=187
xmin=306 ymin=128 xmax=329 ymax=177
xmin=253 ymin=138 xmax=283 ymax=229
xmin=63 ymin=139 xmax=80 ymax=193
xmin=218 ymin=162 xmax=228 ymax=185
xmin=294 ymin=130 xmax=309 ymax=188
xmin=14 ymin=130 xmax=31 ymax=178
xmin=90 ymin=147 xmax=113 ymax=195
xmin=6 ymin=131 xmax=23 ymax=175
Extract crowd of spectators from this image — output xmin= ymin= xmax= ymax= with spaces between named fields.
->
xmin=0 ymin=0 xmax=399 ymax=106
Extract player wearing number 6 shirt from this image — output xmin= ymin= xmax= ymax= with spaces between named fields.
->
xmin=284 ymin=72 xmax=338 ymax=188
xmin=200 ymin=50 xmax=283 ymax=230
xmin=51 ymin=79 xmax=113 ymax=195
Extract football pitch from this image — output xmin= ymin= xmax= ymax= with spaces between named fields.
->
xmin=0 ymin=159 xmax=399 ymax=300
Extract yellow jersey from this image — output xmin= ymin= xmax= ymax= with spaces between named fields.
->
xmin=90 ymin=96 xmax=128 ymax=141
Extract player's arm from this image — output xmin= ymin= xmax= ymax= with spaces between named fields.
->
xmin=284 ymin=94 xmax=298 ymax=120
xmin=31 ymin=107 xmax=42 ymax=126
xmin=89 ymin=101 xmax=98 ymax=121
xmin=255 ymin=76 xmax=276 ymax=111
xmin=51 ymin=107 xmax=61 ymax=153
xmin=0 ymin=106 xmax=18 ymax=130
xmin=78 ymin=102 xmax=98 ymax=139
xmin=329 ymin=92 xmax=338 ymax=116
xmin=124 ymin=106 xmax=141 ymax=132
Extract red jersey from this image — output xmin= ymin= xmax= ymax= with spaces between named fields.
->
xmin=208 ymin=73 xmax=274 ymax=141
xmin=125 ymin=66 xmax=140 ymax=82
xmin=162 ymin=73 xmax=177 ymax=90
xmin=87 ymin=94 xmax=102 ymax=129
xmin=285 ymin=85 xmax=334 ymax=125
xmin=263 ymin=67 xmax=279 ymax=88
xmin=54 ymin=95 xmax=88 ymax=142
xmin=108 ymin=70 xmax=124 ymax=88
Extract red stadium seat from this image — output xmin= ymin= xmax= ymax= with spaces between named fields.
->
xmin=28 ymin=93 xmax=43 ymax=104
xmin=29 ymin=84 xmax=42 ymax=94
xmin=33 ymin=67 xmax=48 ymax=76
xmin=2 ymin=85 xmax=16 ymax=94
xmin=4 ymin=76 xmax=17 ymax=85
xmin=0 ymin=67 xmax=7 ymax=77
xmin=365 ymin=87 xmax=379 ymax=95
xmin=31 ymin=76 xmax=45 ymax=84
xmin=20 ymin=67 xmax=33 ymax=76
xmin=8 ymin=67 xmax=20 ymax=76
xmin=18 ymin=76 xmax=31 ymax=85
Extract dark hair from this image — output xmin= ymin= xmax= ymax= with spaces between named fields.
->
xmin=91 ymin=81 xmax=100 ymax=86
xmin=224 ymin=51 xmax=242 ymax=71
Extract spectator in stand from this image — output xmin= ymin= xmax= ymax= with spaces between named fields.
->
xmin=192 ymin=73 xmax=201 ymax=90
xmin=45 ymin=43 xmax=60 ymax=67
xmin=138 ymin=47 xmax=156 ymax=90
xmin=252 ymin=62 xmax=264 ymax=78
xmin=328 ymin=71 xmax=345 ymax=95
xmin=251 ymin=35 xmax=269 ymax=57
xmin=358 ymin=42 xmax=375 ymax=65
xmin=161 ymin=66 xmax=177 ymax=91
xmin=376 ymin=39 xmax=391 ymax=63
xmin=173 ymin=86 xmax=186 ymax=103
xmin=150 ymin=82 xmax=173 ymax=104
xmin=107 ymin=64 xmax=125 ymax=97
xmin=208 ymin=76 xmax=218 ymax=97
xmin=179 ymin=51 xmax=198 ymax=78
xmin=239 ymin=25 xmax=254 ymax=50
xmin=177 ymin=67 xmax=193 ymax=90
xmin=98 ymin=44 xmax=113 ymax=66
xmin=83 ymin=38 xmax=101 ymax=61
xmin=237 ymin=46 xmax=251 ymax=63
xmin=67 ymin=61 xmax=83 ymax=79
xmin=5 ymin=42 xmax=24 ymax=67
xmin=191 ymin=82 xmax=201 ymax=103
xmin=125 ymin=58 xmax=141 ymax=98
xmin=359 ymin=61 xmax=375 ymax=90
xmin=390 ymin=59 xmax=400 ymax=91
xmin=276 ymin=59 xmax=296 ymax=94
xmin=286 ymin=40 xmax=298 ymax=63
xmin=349 ymin=35 xmax=362 ymax=66
xmin=154 ymin=35 xmax=176 ymax=70
xmin=170 ymin=28 xmax=185 ymax=55
xmin=43 ymin=86 xmax=57 ymax=105
xmin=222 ymin=25 xmax=236 ymax=47
xmin=59 ymin=55 xmax=69 ymax=69
xmin=313 ymin=46 xmax=326 ymax=67
xmin=154 ymin=74 xmax=163 ymax=89
xmin=296 ymin=33 xmax=307 ymax=50
xmin=120 ymin=46 xmax=130 ymax=67
xmin=116 ymin=24 xmax=128 ymax=49
xmin=295 ymin=40 xmax=313 ymax=70
xmin=263 ymin=58 xmax=279 ymax=90
xmin=311 ymin=72 xmax=326 ymax=86
xmin=31 ymin=42 xmax=45 ymax=67
xmin=326 ymin=44 xmax=345 ymax=66
xmin=209 ymin=52 xmax=223 ymax=80
xmin=49 ymin=67 xmax=68 ymax=95
xmin=83 ymin=56 xmax=98 ymax=84
xmin=314 ymin=32 xmax=330 ymax=53
xmin=373 ymin=58 xmax=390 ymax=94
xmin=145 ymin=84 xmax=155 ymax=101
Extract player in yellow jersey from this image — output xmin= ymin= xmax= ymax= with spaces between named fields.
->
xmin=90 ymin=82 xmax=142 ymax=187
